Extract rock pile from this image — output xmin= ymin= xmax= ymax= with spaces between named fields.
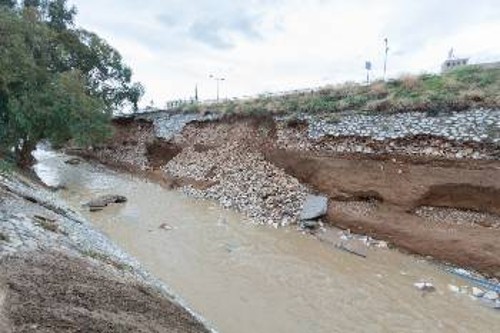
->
xmin=91 ymin=120 xmax=155 ymax=170
xmin=415 ymin=206 xmax=500 ymax=229
xmin=165 ymin=142 xmax=308 ymax=226
xmin=276 ymin=109 xmax=500 ymax=160
xmin=307 ymin=109 xmax=500 ymax=143
xmin=277 ymin=122 xmax=498 ymax=160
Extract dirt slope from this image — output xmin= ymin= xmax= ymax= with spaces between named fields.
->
xmin=268 ymin=150 xmax=500 ymax=277
xmin=0 ymin=252 xmax=210 ymax=333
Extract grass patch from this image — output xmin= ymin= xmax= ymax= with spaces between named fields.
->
xmin=36 ymin=220 xmax=59 ymax=233
xmin=0 ymin=158 xmax=14 ymax=175
xmin=187 ymin=66 xmax=500 ymax=117
xmin=82 ymin=250 xmax=133 ymax=272
xmin=33 ymin=215 xmax=68 ymax=235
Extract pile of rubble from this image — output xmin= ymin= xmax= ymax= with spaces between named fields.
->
xmin=164 ymin=142 xmax=309 ymax=226
xmin=331 ymin=200 xmax=378 ymax=218
xmin=415 ymin=206 xmax=500 ymax=229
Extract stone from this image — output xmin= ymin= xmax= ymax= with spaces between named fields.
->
xmin=300 ymin=195 xmax=328 ymax=221
xmin=159 ymin=223 xmax=173 ymax=231
xmin=65 ymin=157 xmax=82 ymax=165
xmin=472 ymin=287 xmax=485 ymax=298
xmin=85 ymin=195 xmax=127 ymax=209
xmin=483 ymin=291 xmax=499 ymax=301
xmin=300 ymin=220 xmax=319 ymax=230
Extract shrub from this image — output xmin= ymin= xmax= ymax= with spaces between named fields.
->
xmin=400 ymin=75 xmax=422 ymax=90
xmin=460 ymin=89 xmax=486 ymax=103
xmin=369 ymin=81 xmax=389 ymax=98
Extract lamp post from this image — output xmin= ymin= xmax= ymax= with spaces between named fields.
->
xmin=209 ymin=74 xmax=225 ymax=102
xmin=383 ymin=38 xmax=389 ymax=81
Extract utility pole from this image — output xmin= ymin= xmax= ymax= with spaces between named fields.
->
xmin=209 ymin=74 xmax=225 ymax=102
xmin=383 ymin=38 xmax=389 ymax=81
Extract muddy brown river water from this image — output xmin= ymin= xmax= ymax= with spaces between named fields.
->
xmin=34 ymin=150 xmax=499 ymax=333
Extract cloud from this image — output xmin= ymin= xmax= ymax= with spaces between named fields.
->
xmin=188 ymin=19 xmax=234 ymax=49
xmin=70 ymin=0 xmax=500 ymax=107
xmin=187 ymin=15 xmax=262 ymax=49
xmin=157 ymin=1 xmax=264 ymax=49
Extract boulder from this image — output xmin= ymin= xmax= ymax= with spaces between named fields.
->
xmin=300 ymin=195 xmax=328 ymax=221
xmin=85 ymin=195 xmax=127 ymax=210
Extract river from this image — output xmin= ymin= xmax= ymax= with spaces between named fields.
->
xmin=34 ymin=150 xmax=499 ymax=333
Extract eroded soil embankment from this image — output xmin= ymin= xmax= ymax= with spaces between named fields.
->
xmin=0 ymin=170 xmax=213 ymax=333
xmin=267 ymin=150 xmax=500 ymax=278
xmin=79 ymin=115 xmax=500 ymax=277
xmin=0 ymin=252 xmax=209 ymax=333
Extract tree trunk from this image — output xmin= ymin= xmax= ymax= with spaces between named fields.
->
xmin=16 ymin=140 xmax=36 ymax=168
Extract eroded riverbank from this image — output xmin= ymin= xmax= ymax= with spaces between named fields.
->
xmin=0 ymin=152 xmax=213 ymax=332
xmin=36 ymin=150 xmax=500 ymax=333
xmin=76 ymin=112 xmax=500 ymax=278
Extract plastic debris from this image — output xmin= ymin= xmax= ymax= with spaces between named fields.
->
xmin=414 ymin=282 xmax=436 ymax=292
xmin=472 ymin=287 xmax=485 ymax=298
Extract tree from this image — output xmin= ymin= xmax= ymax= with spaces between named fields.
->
xmin=47 ymin=0 xmax=75 ymax=31
xmin=0 ymin=2 xmax=143 ymax=166
xmin=0 ymin=0 xmax=16 ymax=9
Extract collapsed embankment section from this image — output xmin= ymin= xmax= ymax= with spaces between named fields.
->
xmin=266 ymin=150 xmax=500 ymax=277
xmin=78 ymin=108 xmax=500 ymax=277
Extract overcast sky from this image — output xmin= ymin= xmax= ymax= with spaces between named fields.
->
xmin=71 ymin=0 xmax=500 ymax=107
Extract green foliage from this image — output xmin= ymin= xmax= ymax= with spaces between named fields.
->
xmin=0 ymin=1 xmax=143 ymax=166
xmin=0 ymin=158 xmax=14 ymax=174
xmin=448 ymin=66 xmax=499 ymax=88
xmin=0 ymin=0 xmax=16 ymax=9
xmin=197 ymin=66 xmax=500 ymax=117
xmin=180 ymin=103 xmax=200 ymax=114
xmin=82 ymin=250 xmax=133 ymax=271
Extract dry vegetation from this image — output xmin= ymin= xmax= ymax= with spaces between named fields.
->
xmin=181 ymin=66 xmax=500 ymax=116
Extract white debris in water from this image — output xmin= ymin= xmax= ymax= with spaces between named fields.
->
xmin=483 ymin=291 xmax=499 ymax=301
xmin=472 ymin=287 xmax=485 ymax=298
xmin=414 ymin=282 xmax=435 ymax=292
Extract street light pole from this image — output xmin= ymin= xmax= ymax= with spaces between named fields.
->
xmin=209 ymin=75 xmax=225 ymax=102
xmin=383 ymin=38 xmax=389 ymax=81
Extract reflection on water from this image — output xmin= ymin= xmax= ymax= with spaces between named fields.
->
xmin=35 ymin=150 xmax=500 ymax=333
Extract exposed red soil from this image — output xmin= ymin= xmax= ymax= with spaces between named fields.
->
xmin=77 ymin=115 xmax=500 ymax=277
xmin=267 ymin=149 xmax=500 ymax=212
xmin=418 ymin=184 xmax=500 ymax=215
xmin=267 ymin=149 xmax=500 ymax=277
xmin=145 ymin=140 xmax=183 ymax=168
xmin=0 ymin=251 xmax=209 ymax=333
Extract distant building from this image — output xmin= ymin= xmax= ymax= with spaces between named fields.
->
xmin=441 ymin=57 xmax=469 ymax=72
xmin=441 ymin=49 xmax=469 ymax=72
xmin=441 ymin=48 xmax=500 ymax=73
